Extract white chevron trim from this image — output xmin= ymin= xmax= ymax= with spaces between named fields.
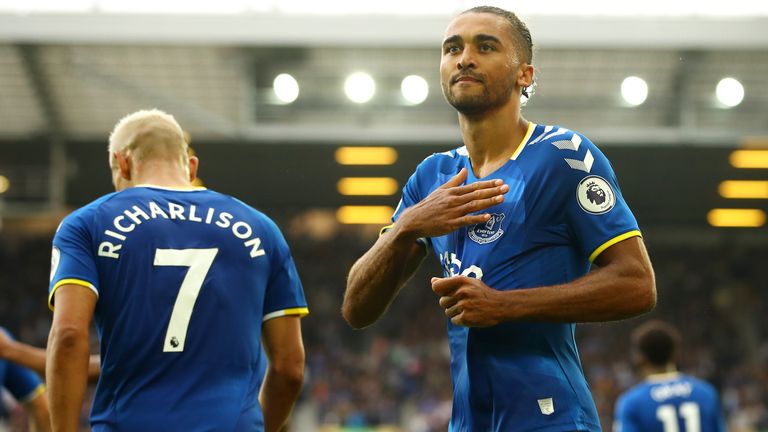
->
xmin=540 ymin=128 xmax=568 ymax=143
xmin=564 ymin=149 xmax=594 ymax=173
xmin=552 ymin=134 xmax=582 ymax=151
xmin=527 ymin=125 xmax=554 ymax=146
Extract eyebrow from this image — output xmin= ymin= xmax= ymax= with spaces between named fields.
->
xmin=442 ymin=33 xmax=502 ymax=47
xmin=442 ymin=35 xmax=462 ymax=47
xmin=475 ymin=34 xmax=502 ymax=45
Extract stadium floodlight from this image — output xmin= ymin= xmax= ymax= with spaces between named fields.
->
xmin=620 ymin=76 xmax=648 ymax=106
xmin=336 ymin=205 xmax=394 ymax=224
xmin=273 ymin=73 xmax=299 ymax=104
xmin=730 ymin=150 xmax=768 ymax=169
xmin=401 ymin=75 xmax=429 ymax=105
xmin=718 ymin=181 xmax=768 ymax=199
xmin=344 ymin=72 xmax=376 ymax=104
xmin=335 ymin=147 xmax=398 ymax=165
xmin=707 ymin=208 xmax=766 ymax=227
xmin=0 ymin=175 xmax=9 ymax=194
xmin=716 ymin=77 xmax=745 ymax=108
xmin=337 ymin=177 xmax=399 ymax=196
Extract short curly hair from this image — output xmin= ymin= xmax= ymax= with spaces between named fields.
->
xmin=632 ymin=320 xmax=682 ymax=367
xmin=460 ymin=5 xmax=534 ymax=64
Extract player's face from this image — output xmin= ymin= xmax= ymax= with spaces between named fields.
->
xmin=440 ymin=13 xmax=523 ymax=115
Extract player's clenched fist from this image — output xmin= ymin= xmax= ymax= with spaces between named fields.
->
xmin=431 ymin=276 xmax=507 ymax=327
xmin=394 ymin=168 xmax=508 ymax=239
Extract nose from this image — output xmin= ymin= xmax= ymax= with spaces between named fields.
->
xmin=457 ymin=47 xmax=476 ymax=70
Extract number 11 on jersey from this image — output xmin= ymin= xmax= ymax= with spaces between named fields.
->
xmin=154 ymin=248 xmax=219 ymax=352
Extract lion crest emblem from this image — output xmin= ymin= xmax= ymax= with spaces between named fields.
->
xmin=586 ymin=181 xmax=606 ymax=205
xmin=577 ymin=175 xmax=616 ymax=214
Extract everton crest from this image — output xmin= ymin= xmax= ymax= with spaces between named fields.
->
xmin=468 ymin=213 xmax=506 ymax=244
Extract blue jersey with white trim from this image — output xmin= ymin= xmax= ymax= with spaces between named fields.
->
xmin=614 ymin=373 xmax=725 ymax=432
xmin=393 ymin=123 xmax=640 ymax=432
xmin=49 ymin=186 xmax=307 ymax=431
xmin=0 ymin=328 xmax=45 ymax=404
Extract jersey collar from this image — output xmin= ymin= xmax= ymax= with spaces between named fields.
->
xmin=510 ymin=122 xmax=536 ymax=160
xmin=134 ymin=184 xmax=207 ymax=191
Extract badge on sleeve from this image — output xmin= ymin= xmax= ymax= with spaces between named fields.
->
xmin=577 ymin=176 xmax=616 ymax=214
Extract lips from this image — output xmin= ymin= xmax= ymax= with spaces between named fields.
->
xmin=453 ymin=75 xmax=482 ymax=84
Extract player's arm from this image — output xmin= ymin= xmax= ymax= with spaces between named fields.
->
xmin=4 ymin=357 xmax=51 ymax=432
xmin=47 ymin=284 xmax=97 ymax=432
xmin=342 ymin=168 xmax=509 ymax=328
xmin=434 ymin=236 xmax=655 ymax=326
xmin=22 ymin=391 xmax=52 ymax=432
xmin=0 ymin=330 xmax=100 ymax=381
xmin=342 ymin=225 xmax=428 ymax=329
xmin=259 ymin=315 xmax=305 ymax=432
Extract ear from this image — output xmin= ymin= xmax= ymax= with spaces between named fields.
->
xmin=188 ymin=155 xmax=199 ymax=183
xmin=115 ymin=152 xmax=132 ymax=181
xmin=517 ymin=64 xmax=534 ymax=88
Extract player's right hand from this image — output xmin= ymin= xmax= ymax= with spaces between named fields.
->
xmin=394 ymin=168 xmax=508 ymax=239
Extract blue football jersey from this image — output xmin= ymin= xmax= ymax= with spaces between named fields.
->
xmin=0 ymin=328 xmax=45 ymax=403
xmin=614 ymin=372 xmax=725 ymax=432
xmin=391 ymin=123 xmax=641 ymax=431
xmin=48 ymin=185 xmax=308 ymax=431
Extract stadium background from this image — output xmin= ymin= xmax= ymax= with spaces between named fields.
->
xmin=0 ymin=1 xmax=767 ymax=430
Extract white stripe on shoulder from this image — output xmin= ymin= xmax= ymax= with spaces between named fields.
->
xmin=527 ymin=125 xmax=554 ymax=146
xmin=541 ymin=128 xmax=569 ymax=142
xmin=552 ymin=134 xmax=582 ymax=151
xmin=564 ymin=149 xmax=594 ymax=173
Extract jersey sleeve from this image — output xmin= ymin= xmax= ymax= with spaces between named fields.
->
xmin=0 ymin=329 xmax=44 ymax=403
xmin=382 ymin=156 xmax=432 ymax=250
xmin=48 ymin=211 xmax=100 ymax=310
xmin=613 ymin=394 xmax=641 ymax=432
xmin=706 ymin=384 xmax=727 ymax=432
xmin=4 ymin=361 xmax=45 ymax=403
xmin=262 ymin=219 xmax=308 ymax=322
xmin=556 ymin=133 xmax=641 ymax=262
xmin=391 ymin=166 xmax=423 ymax=224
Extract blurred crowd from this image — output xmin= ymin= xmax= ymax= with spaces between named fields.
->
xmin=1 ymin=220 xmax=766 ymax=431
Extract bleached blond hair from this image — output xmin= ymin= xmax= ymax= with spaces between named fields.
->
xmin=108 ymin=109 xmax=189 ymax=173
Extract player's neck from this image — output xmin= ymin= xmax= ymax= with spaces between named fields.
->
xmin=458 ymin=109 xmax=528 ymax=178
xmin=130 ymin=163 xmax=192 ymax=189
xmin=644 ymin=363 xmax=678 ymax=379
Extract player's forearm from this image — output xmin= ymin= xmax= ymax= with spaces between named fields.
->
xmin=87 ymin=355 xmax=101 ymax=381
xmin=343 ymin=226 xmax=425 ymax=328
xmin=46 ymin=326 xmax=90 ymax=432
xmin=25 ymin=395 xmax=52 ymax=432
xmin=3 ymin=339 xmax=48 ymax=377
xmin=3 ymin=340 xmax=99 ymax=383
xmin=500 ymin=261 xmax=656 ymax=323
xmin=259 ymin=366 xmax=304 ymax=432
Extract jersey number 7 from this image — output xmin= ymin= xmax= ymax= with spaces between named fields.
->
xmin=154 ymin=248 xmax=219 ymax=353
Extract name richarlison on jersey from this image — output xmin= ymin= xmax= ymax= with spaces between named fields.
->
xmin=97 ymin=201 xmax=266 ymax=260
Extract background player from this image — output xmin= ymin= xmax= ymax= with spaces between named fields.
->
xmin=46 ymin=109 xmax=308 ymax=431
xmin=0 ymin=327 xmax=51 ymax=432
xmin=0 ymin=329 xmax=100 ymax=382
xmin=343 ymin=5 xmax=656 ymax=431
xmin=614 ymin=320 xmax=725 ymax=432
